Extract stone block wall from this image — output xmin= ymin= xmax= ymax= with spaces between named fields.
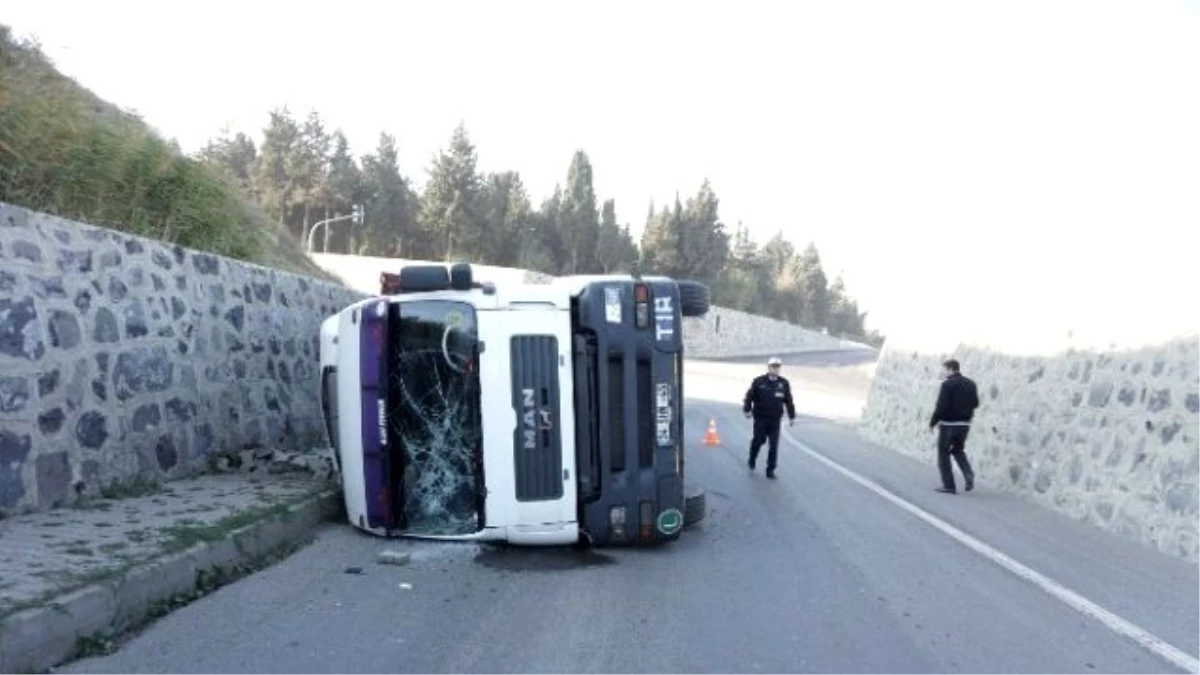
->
xmin=521 ymin=269 xmax=555 ymax=285
xmin=682 ymin=306 xmax=856 ymax=359
xmin=0 ymin=203 xmax=366 ymax=515
xmin=860 ymin=335 xmax=1199 ymax=562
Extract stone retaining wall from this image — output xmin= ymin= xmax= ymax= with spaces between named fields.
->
xmin=681 ymin=306 xmax=852 ymax=358
xmin=0 ymin=202 xmax=366 ymax=515
xmin=860 ymin=334 xmax=1199 ymax=562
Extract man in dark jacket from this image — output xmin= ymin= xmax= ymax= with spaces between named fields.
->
xmin=929 ymin=358 xmax=980 ymax=494
xmin=743 ymin=357 xmax=796 ymax=479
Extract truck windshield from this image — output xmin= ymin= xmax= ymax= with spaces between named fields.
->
xmin=388 ymin=300 xmax=483 ymax=536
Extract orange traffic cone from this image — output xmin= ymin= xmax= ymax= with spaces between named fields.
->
xmin=704 ymin=419 xmax=721 ymax=446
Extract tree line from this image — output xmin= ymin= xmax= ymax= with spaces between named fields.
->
xmin=197 ymin=108 xmax=880 ymax=342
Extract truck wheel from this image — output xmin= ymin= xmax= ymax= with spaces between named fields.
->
xmin=399 ymin=265 xmax=450 ymax=292
xmin=449 ymin=262 xmax=473 ymax=290
xmin=683 ymin=490 xmax=707 ymax=527
xmin=677 ymin=280 xmax=710 ymax=318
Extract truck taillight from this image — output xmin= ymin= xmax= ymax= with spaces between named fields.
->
xmin=380 ymin=272 xmax=402 ymax=294
xmin=639 ymin=500 xmax=654 ymax=542
xmin=610 ymin=505 xmax=627 ymax=541
xmin=634 ymin=284 xmax=649 ymax=328
xmin=379 ymin=486 xmax=390 ymax=524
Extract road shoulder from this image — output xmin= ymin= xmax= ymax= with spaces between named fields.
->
xmin=0 ymin=467 xmax=342 ymax=674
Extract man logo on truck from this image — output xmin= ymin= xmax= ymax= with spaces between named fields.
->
xmin=521 ymin=388 xmax=552 ymax=449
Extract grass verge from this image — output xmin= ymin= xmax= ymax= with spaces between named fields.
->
xmin=0 ymin=24 xmax=337 ymax=282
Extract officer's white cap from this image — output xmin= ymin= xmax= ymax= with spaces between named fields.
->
xmin=767 ymin=357 xmax=782 ymax=366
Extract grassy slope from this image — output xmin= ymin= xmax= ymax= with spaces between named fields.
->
xmin=0 ymin=25 xmax=338 ymax=283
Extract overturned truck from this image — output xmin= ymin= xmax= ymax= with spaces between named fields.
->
xmin=319 ymin=262 xmax=709 ymax=546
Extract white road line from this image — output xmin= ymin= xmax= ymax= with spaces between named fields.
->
xmin=783 ymin=431 xmax=1200 ymax=675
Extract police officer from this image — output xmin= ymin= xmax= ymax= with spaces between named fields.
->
xmin=929 ymin=358 xmax=980 ymax=494
xmin=743 ymin=356 xmax=796 ymax=479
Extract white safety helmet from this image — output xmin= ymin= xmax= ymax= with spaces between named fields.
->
xmin=767 ymin=357 xmax=782 ymax=367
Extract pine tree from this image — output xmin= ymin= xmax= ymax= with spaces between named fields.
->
xmin=678 ymin=179 xmax=730 ymax=282
xmin=480 ymin=171 xmax=533 ymax=266
xmin=251 ymin=107 xmax=301 ymax=228
xmin=361 ymin=132 xmax=418 ymax=256
xmin=196 ymin=129 xmax=257 ymax=196
xmin=323 ymin=131 xmax=362 ymax=253
xmin=791 ymin=242 xmax=830 ymax=328
xmin=295 ymin=111 xmax=331 ymax=247
xmin=420 ymin=123 xmax=484 ymax=261
xmin=558 ymin=150 xmax=600 ymax=274
xmin=595 ymin=198 xmax=638 ymax=273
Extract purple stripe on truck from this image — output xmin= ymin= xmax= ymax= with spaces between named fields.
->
xmin=359 ymin=300 xmax=389 ymax=530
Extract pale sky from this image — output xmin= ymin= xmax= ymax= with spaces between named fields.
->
xmin=5 ymin=0 xmax=1198 ymax=345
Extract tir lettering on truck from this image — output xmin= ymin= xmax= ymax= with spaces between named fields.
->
xmin=510 ymin=335 xmax=564 ymax=502
xmin=653 ymin=294 xmax=676 ymax=344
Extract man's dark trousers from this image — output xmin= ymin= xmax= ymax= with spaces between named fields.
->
xmin=937 ymin=424 xmax=975 ymax=492
xmin=749 ymin=416 xmax=782 ymax=472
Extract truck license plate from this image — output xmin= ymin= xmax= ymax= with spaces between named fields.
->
xmin=655 ymin=383 xmax=672 ymax=446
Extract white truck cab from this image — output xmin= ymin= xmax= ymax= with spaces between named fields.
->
xmin=319 ymin=262 xmax=709 ymax=546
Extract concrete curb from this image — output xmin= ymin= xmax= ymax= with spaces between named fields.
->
xmin=0 ymin=488 xmax=343 ymax=674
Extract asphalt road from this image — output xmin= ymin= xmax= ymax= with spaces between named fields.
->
xmin=63 ymin=356 xmax=1199 ymax=674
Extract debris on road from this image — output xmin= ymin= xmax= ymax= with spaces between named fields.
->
xmin=377 ymin=550 xmax=412 ymax=566
xmin=399 ymin=583 xmax=413 ymax=591
xmin=344 ymin=567 xmax=364 ymax=575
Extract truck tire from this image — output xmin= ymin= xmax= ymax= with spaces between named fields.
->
xmin=449 ymin=262 xmax=473 ymax=290
xmin=683 ymin=490 xmax=707 ymax=528
xmin=399 ymin=265 xmax=450 ymax=292
xmin=677 ymin=280 xmax=710 ymax=318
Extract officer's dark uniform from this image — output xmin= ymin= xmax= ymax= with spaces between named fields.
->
xmin=929 ymin=370 xmax=980 ymax=493
xmin=743 ymin=373 xmax=796 ymax=478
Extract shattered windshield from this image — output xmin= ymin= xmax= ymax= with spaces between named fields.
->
xmin=388 ymin=300 xmax=483 ymax=536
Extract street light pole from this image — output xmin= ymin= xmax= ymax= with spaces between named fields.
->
xmin=306 ymin=204 xmax=364 ymax=254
